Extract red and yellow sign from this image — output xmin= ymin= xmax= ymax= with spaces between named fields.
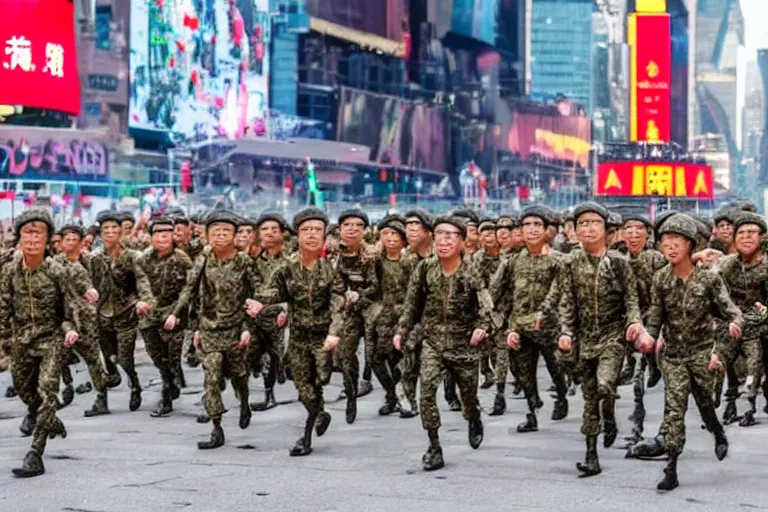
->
xmin=628 ymin=13 xmax=671 ymax=143
xmin=595 ymin=162 xmax=714 ymax=199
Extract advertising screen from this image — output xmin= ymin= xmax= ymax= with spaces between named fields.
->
xmin=129 ymin=0 xmax=270 ymax=140
xmin=628 ymin=13 xmax=671 ymax=143
xmin=595 ymin=162 xmax=714 ymax=199
xmin=0 ymin=0 xmax=80 ymax=115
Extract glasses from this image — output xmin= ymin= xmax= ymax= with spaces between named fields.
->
xmin=577 ymin=219 xmax=604 ymax=227
xmin=434 ymin=229 xmax=461 ymax=239
xmin=341 ymin=221 xmax=365 ymax=229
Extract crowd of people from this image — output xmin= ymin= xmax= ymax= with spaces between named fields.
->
xmin=1 ymin=200 xmax=767 ymax=493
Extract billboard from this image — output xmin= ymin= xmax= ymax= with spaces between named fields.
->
xmin=0 ymin=136 xmax=108 ymax=181
xmin=129 ymin=0 xmax=270 ymax=140
xmin=0 ymin=0 xmax=81 ymax=115
xmin=305 ymin=0 xmax=388 ymax=38
xmin=628 ymin=13 xmax=671 ymax=143
xmin=595 ymin=162 xmax=713 ymax=199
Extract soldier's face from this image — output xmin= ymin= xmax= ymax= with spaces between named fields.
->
xmin=208 ymin=222 xmax=236 ymax=250
xmin=466 ymin=225 xmax=479 ymax=247
xmin=83 ymin=233 xmax=94 ymax=249
xmin=660 ymin=233 xmax=692 ymax=265
xmin=380 ymin=228 xmax=404 ymax=253
xmin=481 ymin=229 xmax=498 ymax=250
xmin=434 ymin=223 xmax=463 ymax=259
xmin=259 ymin=221 xmax=283 ymax=249
xmin=521 ymin=217 xmax=547 ymax=247
xmin=496 ymin=228 xmax=512 ymax=249
xmin=340 ymin=217 xmax=365 ymax=246
xmin=715 ymin=220 xmax=733 ymax=243
xmin=545 ymin=225 xmax=558 ymax=243
xmin=173 ymin=223 xmax=190 ymax=244
xmin=623 ymin=221 xmax=648 ymax=253
xmin=194 ymin=224 xmax=206 ymax=238
xmin=151 ymin=229 xmax=174 ymax=253
xmin=298 ymin=220 xmax=326 ymax=253
xmin=511 ymin=228 xmax=524 ymax=248
xmin=564 ymin=221 xmax=575 ymax=238
xmin=576 ymin=213 xmax=606 ymax=246
xmin=735 ymin=224 xmax=762 ymax=257
xmin=121 ymin=221 xmax=134 ymax=237
xmin=405 ymin=220 xmax=428 ymax=247
xmin=51 ymin=235 xmax=62 ymax=253
xmin=19 ymin=221 xmax=49 ymax=258
xmin=60 ymin=232 xmax=82 ymax=254
xmin=235 ymin=225 xmax=254 ymax=250
xmin=101 ymin=221 xmax=121 ymax=246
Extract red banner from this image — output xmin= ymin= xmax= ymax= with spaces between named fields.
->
xmin=629 ymin=14 xmax=671 ymax=143
xmin=0 ymin=0 xmax=80 ymax=115
xmin=595 ymin=162 xmax=714 ymax=199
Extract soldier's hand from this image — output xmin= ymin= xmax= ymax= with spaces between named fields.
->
xmin=276 ymin=311 xmax=287 ymax=328
xmin=625 ymin=323 xmax=643 ymax=342
xmin=693 ymin=248 xmax=722 ymax=268
xmin=533 ymin=313 xmax=542 ymax=332
xmin=708 ymin=353 xmax=723 ymax=373
xmin=345 ymin=290 xmax=360 ymax=305
xmin=470 ymin=329 xmax=487 ymax=346
xmin=193 ymin=331 xmax=201 ymax=349
xmin=506 ymin=331 xmax=521 ymax=350
xmin=393 ymin=334 xmax=403 ymax=352
xmin=728 ymin=322 xmax=742 ymax=339
xmin=245 ymin=299 xmax=264 ymax=318
xmin=236 ymin=331 xmax=251 ymax=351
xmin=84 ymin=288 xmax=99 ymax=304
xmin=64 ymin=330 xmax=79 ymax=348
xmin=558 ymin=335 xmax=573 ymax=353
xmin=136 ymin=301 xmax=152 ymax=316
xmin=634 ymin=332 xmax=654 ymax=354
xmin=655 ymin=336 xmax=664 ymax=360
xmin=323 ymin=335 xmax=340 ymax=352
xmin=163 ymin=315 xmax=179 ymax=332
xmin=756 ymin=302 xmax=767 ymax=315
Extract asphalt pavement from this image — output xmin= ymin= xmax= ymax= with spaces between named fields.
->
xmin=1 ymin=344 xmax=768 ymax=512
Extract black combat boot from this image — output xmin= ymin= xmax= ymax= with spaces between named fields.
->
xmin=345 ymin=384 xmax=357 ymax=424
xmin=378 ymin=398 xmax=401 ymax=416
xmin=315 ymin=410 xmax=332 ymax=436
xmin=50 ymin=417 xmax=67 ymax=439
xmin=5 ymin=385 xmax=17 ymax=398
xmin=489 ymin=393 xmax=506 ymax=416
xmin=468 ymin=418 xmax=484 ymax=449
xmin=150 ymin=388 xmax=173 ymax=418
xmin=237 ymin=380 xmax=251 ymax=429
xmin=129 ymin=388 xmax=142 ymax=412
xmin=517 ymin=412 xmax=538 ymax=433
xmin=399 ymin=400 xmax=419 ymax=419
xmin=422 ymin=429 xmax=444 ymax=471
xmin=646 ymin=364 xmax=662 ymax=388
xmin=480 ymin=372 xmax=494 ymax=390
xmin=19 ymin=411 xmax=36 ymax=437
xmin=59 ymin=384 xmax=74 ymax=408
xmin=722 ymin=398 xmax=738 ymax=424
xmin=552 ymin=398 xmax=568 ymax=421
xmin=104 ymin=373 xmax=121 ymax=389
xmin=250 ymin=388 xmax=277 ymax=412
xmin=358 ymin=379 xmax=373 ymax=398
xmin=714 ymin=430 xmax=728 ymax=461
xmin=576 ymin=436 xmax=601 ymax=477
xmin=602 ymin=400 xmax=618 ymax=448
xmin=186 ymin=346 xmax=200 ymax=368
xmin=75 ymin=382 xmax=92 ymax=394
xmin=84 ymin=392 xmax=110 ymax=417
xmin=739 ymin=397 xmax=758 ymax=427
xmin=656 ymin=453 xmax=679 ymax=491
xmin=290 ymin=414 xmax=315 ymax=456
xmin=198 ymin=420 xmax=225 ymax=450
xmin=196 ymin=413 xmax=210 ymax=423
xmin=625 ymin=435 xmax=666 ymax=459
xmin=12 ymin=450 xmax=45 ymax=478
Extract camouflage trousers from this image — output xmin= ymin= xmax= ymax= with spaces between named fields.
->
xmin=400 ymin=324 xmax=426 ymax=408
xmin=287 ymin=337 xmax=331 ymax=416
xmin=200 ymin=327 xmax=249 ymax=420
xmin=661 ymin=350 xmax=724 ymax=455
xmin=579 ymin=344 xmax=624 ymax=437
xmin=60 ymin=325 xmax=106 ymax=393
xmin=370 ymin=315 xmax=403 ymax=403
xmin=140 ymin=326 xmax=184 ymax=391
xmin=493 ymin=332 xmax=522 ymax=386
xmin=337 ymin=313 xmax=365 ymax=398
xmin=517 ymin=333 xmax=567 ymax=411
xmin=246 ymin=324 xmax=285 ymax=390
xmin=12 ymin=337 xmax=64 ymax=455
xmin=98 ymin=310 xmax=141 ymax=389
xmin=420 ymin=343 xmax=480 ymax=431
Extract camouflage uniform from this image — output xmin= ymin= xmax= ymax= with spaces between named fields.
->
xmin=136 ymin=246 xmax=193 ymax=415
xmin=473 ymin=248 xmax=502 ymax=388
xmin=90 ymin=244 xmax=153 ymax=409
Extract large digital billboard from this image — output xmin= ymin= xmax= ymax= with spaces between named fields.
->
xmin=628 ymin=13 xmax=671 ymax=143
xmin=0 ymin=0 xmax=81 ymax=115
xmin=129 ymin=0 xmax=270 ymax=140
xmin=595 ymin=162 xmax=713 ymax=199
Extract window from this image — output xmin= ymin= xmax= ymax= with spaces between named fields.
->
xmin=95 ymin=5 xmax=112 ymax=51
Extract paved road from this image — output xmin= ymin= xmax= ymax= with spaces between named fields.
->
xmin=1 ymin=345 xmax=768 ymax=512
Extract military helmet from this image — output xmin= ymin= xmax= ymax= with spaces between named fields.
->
xmin=657 ymin=213 xmax=698 ymax=247
xmin=14 ymin=208 xmax=55 ymax=238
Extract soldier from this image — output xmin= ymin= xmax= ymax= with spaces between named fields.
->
xmin=136 ymin=217 xmax=193 ymax=417
xmin=474 ymin=217 xmax=501 ymax=390
xmin=495 ymin=214 xmax=517 ymax=253
xmin=399 ymin=208 xmax=434 ymax=418
xmin=90 ymin=210 xmax=154 ymax=411
xmin=247 ymin=207 xmax=346 ymax=456
xmin=248 ymin=212 xmax=290 ymax=412
xmin=642 ymin=213 xmax=739 ymax=491
xmin=173 ymin=214 xmax=205 ymax=371
xmin=369 ymin=215 xmax=411 ymax=415
xmin=606 ymin=212 xmax=624 ymax=250
xmin=558 ymin=202 xmax=643 ymax=477
xmin=1 ymin=209 xmax=77 ymax=477
xmin=235 ymin=216 xmax=257 ymax=252
xmin=165 ymin=210 xmax=257 ymax=449
xmin=394 ymin=215 xmax=493 ymax=471
xmin=494 ymin=205 xmax=568 ymax=431
xmin=329 ymin=208 xmax=378 ymax=423
xmin=717 ymin=212 xmax=768 ymax=426
xmin=710 ymin=208 xmax=735 ymax=254
xmin=54 ymin=222 xmax=110 ymax=417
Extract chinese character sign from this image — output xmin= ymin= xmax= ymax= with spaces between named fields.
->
xmin=628 ymin=13 xmax=671 ymax=143
xmin=595 ymin=162 xmax=714 ymax=199
xmin=0 ymin=0 xmax=80 ymax=115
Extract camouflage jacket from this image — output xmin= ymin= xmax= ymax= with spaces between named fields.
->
xmin=396 ymin=257 xmax=495 ymax=360
xmin=0 ymin=256 xmax=76 ymax=344
xmin=53 ymin=253 xmax=95 ymax=298
xmin=90 ymin=246 xmax=154 ymax=319
xmin=373 ymin=253 xmax=416 ymax=325
xmin=330 ymin=244 xmax=379 ymax=314
xmin=256 ymin=253 xmax=346 ymax=339
xmin=647 ymin=265 xmax=743 ymax=359
xmin=709 ymin=239 xmax=730 ymax=254
xmin=136 ymin=248 xmax=193 ymax=329
xmin=558 ymin=249 xmax=642 ymax=358
xmin=627 ymin=248 xmax=667 ymax=319
xmin=172 ymin=248 xmax=260 ymax=333
xmin=472 ymin=249 xmax=502 ymax=287
xmin=53 ymin=253 xmax=98 ymax=329
xmin=252 ymin=248 xmax=288 ymax=330
xmin=718 ymin=254 xmax=768 ymax=339
xmin=178 ymin=238 xmax=206 ymax=261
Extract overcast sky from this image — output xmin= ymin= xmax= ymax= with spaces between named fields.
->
xmin=740 ymin=0 xmax=768 ymax=49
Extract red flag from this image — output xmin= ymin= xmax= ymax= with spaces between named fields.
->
xmin=0 ymin=191 xmax=15 ymax=200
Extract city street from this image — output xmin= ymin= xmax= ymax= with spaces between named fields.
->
xmin=1 ymin=345 xmax=768 ymax=512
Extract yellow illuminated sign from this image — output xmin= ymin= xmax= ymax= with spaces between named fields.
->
xmin=636 ymin=0 xmax=666 ymax=13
